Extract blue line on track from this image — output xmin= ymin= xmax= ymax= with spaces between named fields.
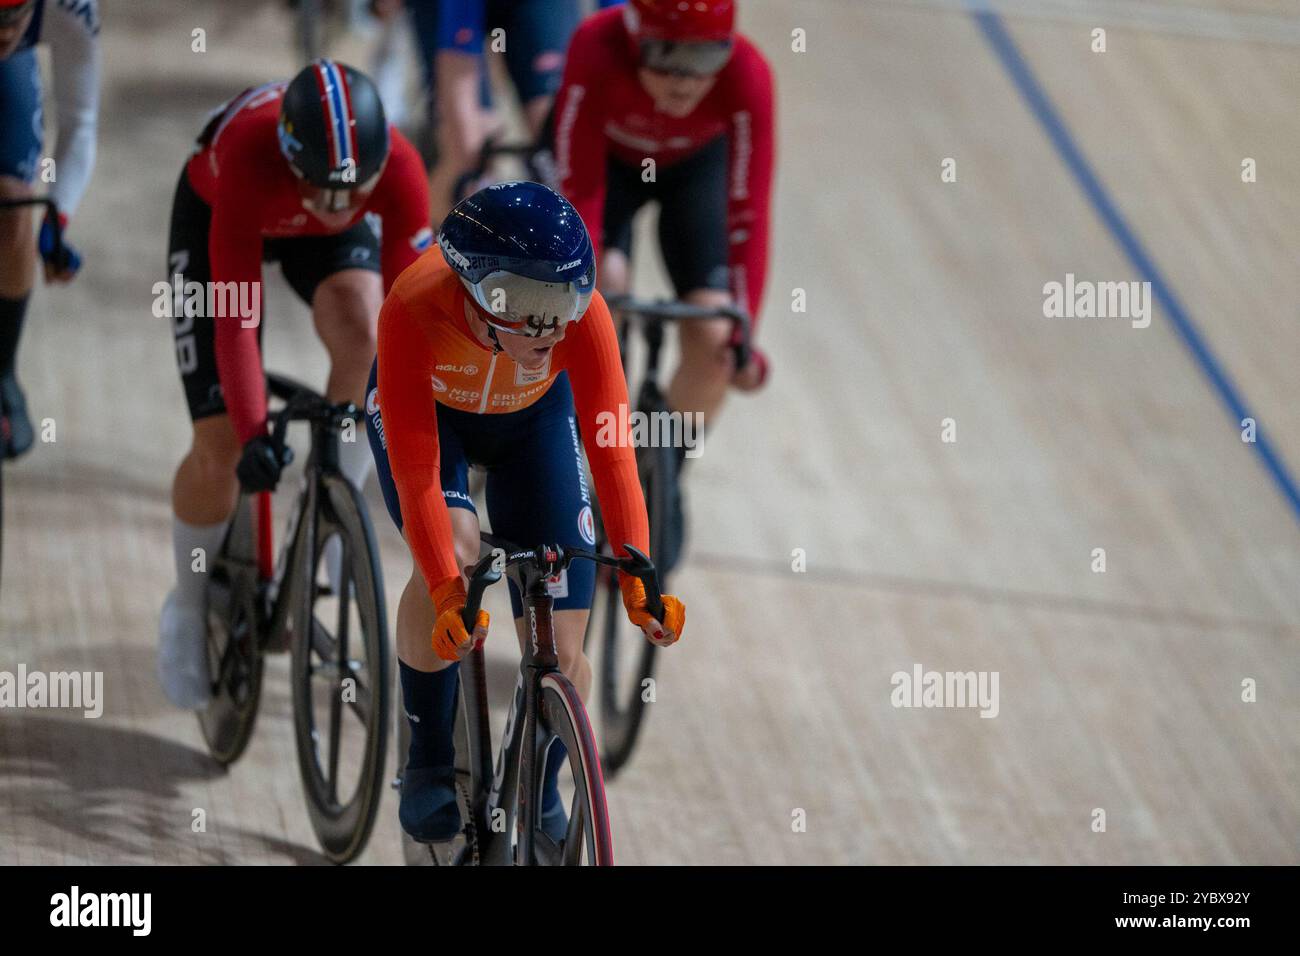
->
xmin=970 ymin=6 xmax=1300 ymax=526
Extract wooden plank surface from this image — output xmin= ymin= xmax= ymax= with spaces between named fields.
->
xmin=0 ymin=0 xmax=1295 ymax=864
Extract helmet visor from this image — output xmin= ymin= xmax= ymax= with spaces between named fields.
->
xmin=463 ymin=269 xmax=595 ymax=338
xmin=0 ymin=1 xmax=35 ymax=28
xmin=639 ymin=39 xmax=733 ymax=77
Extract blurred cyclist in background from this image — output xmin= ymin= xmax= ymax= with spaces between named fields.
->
xmin=158 ymin=60 xmax=431 ymax=709
xmin=414 ymin=0 xmax=623 ymax=221
xmin=0 ymin=0 xmax=99 ymax=457
xmin=366 ymin=181 xmax=684 ymax=843
xmin=553 ymin=0 xmax=775 ymax=568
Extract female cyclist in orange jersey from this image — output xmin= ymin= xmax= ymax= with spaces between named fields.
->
xmin=365 ymin=181 xmax=685 ymax=843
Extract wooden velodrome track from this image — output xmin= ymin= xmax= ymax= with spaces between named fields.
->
xmin=1 ymin=0 xmax=1296 ymax=865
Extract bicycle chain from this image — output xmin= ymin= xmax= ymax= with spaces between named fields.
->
xmin=458 ymin=777 xmax=480 ymax=867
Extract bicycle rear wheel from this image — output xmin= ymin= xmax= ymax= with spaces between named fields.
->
xmin=532 ymin=672 xmax=613 ymax=866
xmin=198 ymin=496 xmax=265 ymax=766
xmin=291 ymin=473 xmax=390 ymax=864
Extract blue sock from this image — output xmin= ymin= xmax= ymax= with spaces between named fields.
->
xmin=543 ymin=738 xmax=567 ymax=811
xmin=399 ymin=660 xmax=458 ymax=770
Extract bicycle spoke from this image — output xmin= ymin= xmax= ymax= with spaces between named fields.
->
xmin=563 ymin=796 xmax=585 ymax=866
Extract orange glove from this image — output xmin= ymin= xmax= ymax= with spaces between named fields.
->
xmin=431 ymin=578 xmax=490 ymax=662
xmin=619 ymin=574 xmax=685 ymax=647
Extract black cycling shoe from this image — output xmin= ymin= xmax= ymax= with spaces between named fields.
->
xmin=399 ymin=766 xmax=462 ymax=843
xmin=0 ymin=375 xmax=33 ymax=459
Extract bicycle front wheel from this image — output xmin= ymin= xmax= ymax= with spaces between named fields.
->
xmin=291 ymin=472 xmax=390 ymax=864
xmin=533 ymin=672 xmax=613 ymax=866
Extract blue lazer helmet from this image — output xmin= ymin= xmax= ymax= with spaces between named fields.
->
xmin=438 ymin=181 xmax=596 ymax=338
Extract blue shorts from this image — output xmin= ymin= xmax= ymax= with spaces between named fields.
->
xmin=365 ymin=360 xmax=597 ymax=616
xmin=409 ymin=0 xmax=580 ymax=103
xmin=0 ymin=47 xmax=42 ymax=183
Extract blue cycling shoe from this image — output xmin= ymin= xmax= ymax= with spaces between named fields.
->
xmin=1 ymin=375 xmax=34 ymax=459
xmin=399 ymin=766 xmax=462 ymax=843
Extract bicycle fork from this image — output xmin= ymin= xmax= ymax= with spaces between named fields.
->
xmin=480 ymin=582 xmax=562 ymax=865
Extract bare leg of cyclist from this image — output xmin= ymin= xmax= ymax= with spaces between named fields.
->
xmin=0 ymin=176 xmax=37 ymax=457
xmin=666 ymin=287 xmax=735 ymax=425
xmin=0 ymin=178 xmax=35 ymax=296
xmin=522 ymin=95 xmax=552 ymax=142
xmin=312 ymin=269 xmax=381 ymax=409
xmin=598 ymin=248 xmax=630 ymax=301
xmin=313 ymin=269 xmax=382 ymax=589
xmin=428 ymin=51 xmax=488 ymax=224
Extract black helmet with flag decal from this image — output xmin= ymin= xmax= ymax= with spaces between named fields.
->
xmin=278 ymin=59 xmax=390 ymax=212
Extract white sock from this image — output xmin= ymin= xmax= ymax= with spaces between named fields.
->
xmin=173 ymin=517 xmax=228 ymax=611
xmin=338 ymin=433 xmax=374 ymax=492
xmin=325 ymin=436 xmax=375 ymax=593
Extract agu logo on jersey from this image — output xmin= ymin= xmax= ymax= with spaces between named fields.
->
xmin=365 ymin=387 xmax=380 ymax=415
xmin=578 ymin=505 xmax=596 ymax=546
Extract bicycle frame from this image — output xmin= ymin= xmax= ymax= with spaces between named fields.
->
xmin=248 ymin=374 xmax=357 ymax=648
xmin=454 ymin=538 xmax=662 ymax=865
xmin=454 ymin=551 xmax=562 ymax=865
xmin=607 ymin=296 xmax=752 ymax=381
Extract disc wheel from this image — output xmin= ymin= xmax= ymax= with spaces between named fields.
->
xmin=197 ymin=498 xmax=265 ymax=766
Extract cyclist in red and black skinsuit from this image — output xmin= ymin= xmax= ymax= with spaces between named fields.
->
xmin=158 ymin=60 xmax=432 ymax=709
xmin=552 ymin=0 xmax=774 ymax=568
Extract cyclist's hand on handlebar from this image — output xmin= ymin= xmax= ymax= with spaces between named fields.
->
xmin=236 ymin=434 xmax=293 ymax=492
xmin=619 ymin=574 xmax=685 ymax=647
xmin=731 ymin=344 xmax=768 ymax=392
xmin=431 ymin=579 xmax=489 ymax=662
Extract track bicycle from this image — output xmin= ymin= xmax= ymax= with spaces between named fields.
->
xmin=584 ymin=295 xmax=750 ymax=776
xmin=0 ymin=197 xmax=65 ymax=598
xmin=451 ymin=131 xmax=556 ymax=204
xmin=395 ymin=533 xmax=665 ymax=866
xmin=199 ymin=372 xmax=390 ymax=863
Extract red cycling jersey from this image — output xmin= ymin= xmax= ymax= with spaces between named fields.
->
xmin=553 ymin=7 xmax=775 ymax=324
xmin=376 ymin=253 xmax=649 ymax=597
xmin=186 ymin=82 xmax=433 ymax=442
